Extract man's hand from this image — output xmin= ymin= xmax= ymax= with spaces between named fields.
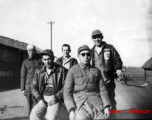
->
xmin=116 ymin=69 xmax=122 ymax=77
xmin=22 ymin=90 xmax=26 ymax=96
xmin=104 ymin=107 xmax=110 ymax=119
xmin=69 ymin=111 xmax=76 ymax=120
xmin=48 ymin=95 xmax=57 ymax=106
xmin=38 ymin=100 xmax=47 ymax=108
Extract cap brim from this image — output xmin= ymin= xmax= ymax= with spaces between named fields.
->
xmin=78 ymin=49 xmax=90 ymax=54
xmin=92 ymin=33 xmax=102 ymax=37
xmin=41 ymin=53 xmax=57 ymax=58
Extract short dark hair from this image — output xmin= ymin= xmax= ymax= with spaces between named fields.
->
xmin=62 ymin=44 xmax=71 ymax=51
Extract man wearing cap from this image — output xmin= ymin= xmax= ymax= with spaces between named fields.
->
xmin=21 ymin=44 xmax=40 ymax=117
xmin=64 ymin=45 xmax=111 ymax=120
xmin=55 ymin=44 xmax=78 ymax=70
xmin=91 ymin=30 xmax=123 ymax=110
xmin=30 ymin=49 xmax=67 ymax=120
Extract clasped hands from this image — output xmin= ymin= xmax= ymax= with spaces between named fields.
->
xmin=38 ymin=95 xmax=57 ymax=107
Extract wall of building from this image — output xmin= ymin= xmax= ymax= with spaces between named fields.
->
xmin=0 ymin=44 xmax=28 ymax=89
xmin=144 ymin=70 xmax=152 ymax=81
xmin=0 ymin=62 xmax=22 ymax=88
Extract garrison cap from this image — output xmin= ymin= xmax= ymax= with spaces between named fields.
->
xmin=26 ymin=44 xmax=36 ymax=50
xmin=77 ymin=45 xmax=90 ymax=54
xmin=41 ymin=49 xmax=54 ymax=57
xmin=92 ymin=30 xmax=103 ymax=37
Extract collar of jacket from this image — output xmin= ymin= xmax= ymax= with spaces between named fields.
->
xmin=58 ymin=56 xmax=73 ymax=61
xmin=91 ymin=41 xmax=107 ymax=52
xmin=79 ymin=63 xmax=90 ymax=70
xmin=40 ymin=63 xmax=57 ymax=73
xmin=62 ymin=56 xmax=71 ymax=60
xmin=28 ymin=56 xmax=38 ymax=61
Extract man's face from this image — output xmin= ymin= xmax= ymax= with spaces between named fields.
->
xmin=42 ymin=55 xmax=54 ymax=68
xmin=27 ymin=49 xmax=36 ymax=58
xmin=78 ymin=50 xmax=91 ymax=65
xmin=92 ymin=35 xmax=103 ymax=47
xmin=62 ymin=46 xmax=71 ymax=57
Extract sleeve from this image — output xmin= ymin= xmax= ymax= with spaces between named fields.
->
xmin=31 ymin=69 xmax=43 ymax=102
xmin=110 ymin=45 xmax=123 ymax=70
xmin=55 ymin=58 xmax=61 ymax=66
xmin=54 ymin=67 xmax=68 ymax=101
xmin=21 ymin=61 xmax=26 ymax=91
xmin=63 ymin=68 xmax=77 ymax=112
xmin=97 ymin=70 xmax=112 ymax=108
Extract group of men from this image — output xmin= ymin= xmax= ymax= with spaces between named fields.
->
xmin=21 ymin=30 xmax=123 ymax=120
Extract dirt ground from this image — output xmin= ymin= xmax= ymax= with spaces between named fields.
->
xmin=0 ymin=79 xmax=152 ymax=120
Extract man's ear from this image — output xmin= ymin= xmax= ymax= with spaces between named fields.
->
xmin=101 ymin=35 xmax=104 ymax=39
xmin=41 ymin=58 xmax=44 ymax=63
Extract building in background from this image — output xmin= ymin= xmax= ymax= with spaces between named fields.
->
xmin=142 ymin=57 xmax=152 ymax=81
xmin=0 ymin=36 xmax=42 ymax=89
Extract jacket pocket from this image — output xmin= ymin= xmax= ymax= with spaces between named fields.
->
xmin=26 ymin=65 xmax=33 ymax=74
xmin=74 ymin=74 xmax=83 ymax=85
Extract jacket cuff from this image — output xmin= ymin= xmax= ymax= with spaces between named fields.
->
xmin=55 ymin=92 xmax=62 ymax=101
xmin=54 ymin=95 xmax=59 ymax=102
xmin=69 ymin=107 xmax=76 ymax=113
xmin=104 ymin=105 xmax=112 ymax=110
xmin=36 ymin=96 xmax=43 ymax=103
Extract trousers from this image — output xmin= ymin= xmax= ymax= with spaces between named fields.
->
xmin=25 ymin=91 xmax=34 ymax=117
xmin=75 ymin=99 xmax=106 ymax=120
xmin=30 ymin=95 xmax=60 ymax=120
xmin=106 ymin=81 xmax=116 ymax=110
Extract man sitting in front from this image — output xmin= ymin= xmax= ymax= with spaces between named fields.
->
xmin=64 ymin=45 xmax=111 ymax=120
xmin=30 ymin=49 xmax=67 ymax=120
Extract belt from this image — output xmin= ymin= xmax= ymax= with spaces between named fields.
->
xmin=84 ymin=88 xmax=98 ymax=93
xmin=75 ymin=89 xmax=98 ymax=94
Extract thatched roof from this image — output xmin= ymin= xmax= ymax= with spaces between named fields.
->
xmin=0 ymin=36 xmax=42 ymax=52
xmin=142 ymin=57 xmax=152 ymax=70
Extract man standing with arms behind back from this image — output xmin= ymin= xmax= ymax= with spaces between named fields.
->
xmin=55 ymin=44 xmax=78 ymax=70
xmin=90 ymin=30 xmax=123 ymax=110
xmin=21 ymin=44 xmax=40 ymax=117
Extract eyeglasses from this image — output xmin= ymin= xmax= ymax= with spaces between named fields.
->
xmin=80 ymin=53 xmax=90 ymax=57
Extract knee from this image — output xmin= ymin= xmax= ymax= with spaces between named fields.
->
xmin=46 ymin=114 xmax=56 ymax=120
xmin=30 ymin=109 xmax=41 ymax=120
xmin=30 ymin=112 xmax=37 ymax=120
xmin=75 ymin=113 xmax=90 ymax=120
xmin=45 ymin=110 xmax=58 ymax=120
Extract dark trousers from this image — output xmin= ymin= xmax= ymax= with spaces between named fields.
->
xmin=106 ymin=81 xmax=116 ymax=110
xmin=25 ymin=91 xmax=34 ymax=117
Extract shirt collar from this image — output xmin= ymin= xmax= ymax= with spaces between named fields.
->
xmin=62 ymin=56 xmax=71 ymax=61
xmin=28 ymin=56 xmax=37 ymax=61
xmin=79 ymin=63 xmax=90 ymax=70
xmin=28 ymin=58 xmax=34 ymax=61
xmin=41 ymin=63 xmax=56 ymax=73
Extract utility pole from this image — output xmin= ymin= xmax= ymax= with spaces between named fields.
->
xmin=47 ymin=21 xmax=55 ymax=50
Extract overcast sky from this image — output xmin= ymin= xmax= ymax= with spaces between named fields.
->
xmin=0 ymin=0 xmax=151 ymax=67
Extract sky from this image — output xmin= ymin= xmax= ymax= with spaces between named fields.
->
xmin=0 ymin=0 xmax=151 ymax=67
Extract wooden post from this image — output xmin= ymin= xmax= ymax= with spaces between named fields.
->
xmin=144 ymin=69 xmax=146 ymax=81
